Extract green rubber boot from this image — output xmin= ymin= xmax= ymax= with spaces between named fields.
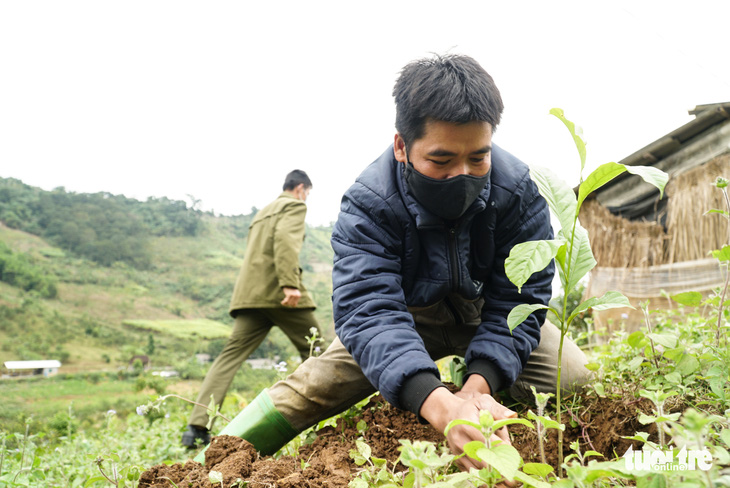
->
xmin=193 ymin=388 xmax=299 ymax=464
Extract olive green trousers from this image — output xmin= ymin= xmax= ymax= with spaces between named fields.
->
xmin=268 ymin=320 xmax=591 ymax=432
xmin=189 ymin=308 xmax=320 ymax=428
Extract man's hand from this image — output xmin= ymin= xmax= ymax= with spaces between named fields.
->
xmin=455 ymin=372 xmax=492 ymax=400
xmin=419 ymin=386 xmax=517 ymax=473
xmin=280 ymin=287 xmax=301 ymax=307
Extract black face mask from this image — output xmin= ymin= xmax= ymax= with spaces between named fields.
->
xmin=403 ymin=162 xmax=490 ymax=220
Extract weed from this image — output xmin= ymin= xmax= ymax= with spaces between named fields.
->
xmin=306 ymin=327 xmax=324 ymax=358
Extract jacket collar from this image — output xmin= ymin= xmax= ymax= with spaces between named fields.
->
xmin=279 ymin=191 xmax=301 ymax=202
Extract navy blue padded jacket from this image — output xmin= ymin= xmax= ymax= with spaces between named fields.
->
xmin=331 ymin=144 xmax=554 ymax=414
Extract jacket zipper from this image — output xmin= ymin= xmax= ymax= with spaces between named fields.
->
xmin=447 ymin=225 xmax=460 ymax=292
xmin=445 ymin=225 xmax=463 ymax=349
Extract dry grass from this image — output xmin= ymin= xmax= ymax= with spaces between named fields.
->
xmin=580 ymin=200 xmax=666 ymax=268
xmin=580 ymin=152 xmax=730 ymax=267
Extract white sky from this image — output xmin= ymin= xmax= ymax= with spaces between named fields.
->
xmin=2 ymin=1 xmax=729 ymax=227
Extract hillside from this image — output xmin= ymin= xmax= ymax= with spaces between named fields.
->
xmin=0 ymin=177 xmax=335 ymax=373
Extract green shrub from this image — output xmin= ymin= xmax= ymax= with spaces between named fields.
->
xmin=0 ymin=242 xmax=58 ymax=298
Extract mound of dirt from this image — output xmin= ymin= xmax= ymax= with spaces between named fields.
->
xmin=139 ymin=393 xmax=654 ymax=487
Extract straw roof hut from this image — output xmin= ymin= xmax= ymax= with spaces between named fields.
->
xmin=579 ymin=102 xmax=730 ymax=336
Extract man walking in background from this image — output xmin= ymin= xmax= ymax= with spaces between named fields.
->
xmin=182 ymin=169 xmax=322 ymax=448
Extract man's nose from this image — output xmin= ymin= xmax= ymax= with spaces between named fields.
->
xmin=446 ymin=162 xmax=470 ymax=178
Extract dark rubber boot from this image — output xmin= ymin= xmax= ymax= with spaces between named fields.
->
xmin=181 ymin=425 xmax=210 ymax=449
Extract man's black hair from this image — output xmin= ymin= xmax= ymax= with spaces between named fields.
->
xmin=283 ymin=169 xmax=312 ymax=191
xmin=392 ymin=53 xmax=504 ymax=147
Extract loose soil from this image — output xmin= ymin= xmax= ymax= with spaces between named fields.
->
xmin=139 ymin=392 xmax=658 ymax=488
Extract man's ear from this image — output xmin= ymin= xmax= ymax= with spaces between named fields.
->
xmin=294 ymin=183 xmax=305 ymax=199
xmin=393 ymin=133 xmax=407 ymax=164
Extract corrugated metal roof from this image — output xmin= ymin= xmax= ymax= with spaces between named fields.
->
xmin=589 ymin=102 xmax=730 ymax=214
xmin=4 ymin=360 xmax=62 ymax=369
xmin=617 ymin=103 xmax=730 ymax=169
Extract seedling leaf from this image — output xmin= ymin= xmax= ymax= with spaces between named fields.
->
xmin=550 ymin=108 xmax=587 ymax=173
xmin=624 ymin=164 xmax=668 ymax=198
xmin=508 ymin=304 xmax=550 ymax=331
xmin=513 ymin=470 xmax=552 ymax=488
xmin=647 ymin=333 xmax=677 ymax=349
xmin=670 ymin=291 xmax=703 ymax=307
xmin=492 ymin=417 xmax=534 ymax=431
xmin=577 ymin=162 xmax=627 ymax=213
xmin=506 ymin=239 xmax=565 ymax=293
xmin=712 ymin=245 xmax=730 ymax=262
xmin=477 ymin=443 xmax=521 ymax=481
xmin=627 ymin=331 xmax=645 ymax=348
xmin=444 ymin=418 xmax=481 ymax=436
xmin=556 ymin=224 xmax=597 ymax=293
xmin=706 ymin=208 xmax=730 ymax=217
xmin=529 ymin=166 xmax=577 ymax=233
xmin=522 ymin=462 xmax=554 ymax=478
xmin=568 ymin=291 xmax=632 ymax=324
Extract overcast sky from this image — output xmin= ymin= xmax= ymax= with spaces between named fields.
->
xmin=2 ymin=1 xmax=729 ymax=226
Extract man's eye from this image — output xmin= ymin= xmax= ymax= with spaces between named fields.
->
xmin=429 ymin=159 xmax=450 ymax=165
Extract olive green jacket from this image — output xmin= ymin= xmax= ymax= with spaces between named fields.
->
xmin=229 ymin=192 xmax=315 ymax=314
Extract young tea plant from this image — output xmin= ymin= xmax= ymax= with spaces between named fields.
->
xmin=445 ymin=410 xmax=549 ymax=488
xmin=504 ymin=108 xmax=669 ymax=474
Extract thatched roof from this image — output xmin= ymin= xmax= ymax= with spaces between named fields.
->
xmin=580 ymin=103 xmax=730 ymax=268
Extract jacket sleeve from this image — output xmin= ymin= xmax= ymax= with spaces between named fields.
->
xmin=331 ymin=184 xmax=440 ymax=410
xmin=464 ymin=173 xmax=554 ymax=393
xmin=273 ymin=201 xmax=307 ymax=290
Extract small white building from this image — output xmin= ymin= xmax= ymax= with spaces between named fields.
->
xmin=3 ymin=360 xmax=62 ymax=377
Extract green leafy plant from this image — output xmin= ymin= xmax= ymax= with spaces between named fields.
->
xmin=526 ymin=386 xmax=562 ymax=466
xmin=445 ymin=410 xmax=547 ymax=487
xmin=637 ymin=389 xmax=680 ymax=449
xmin=348 ymin=438 xmax=403 ymax=488
xmin=705 ymin=175 xmax=730 ymax=347
xmin=504 ymin=108 xmax=669 ymax=474
xmin=306 ymin=326 xmax=324 ymax=358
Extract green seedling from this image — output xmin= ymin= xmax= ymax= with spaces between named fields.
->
xmin=665 ymin=409 xmax=720 ymax=487
xmin=445 ymin=410 xmax=549 ymax=488
xmin=348 ymin=438 xmax=402 ymax=488
xmin=505 ymin=108 xmax=668 ymax=474
xmin=398 ymin=439 xmax=465 ymax=488
xmin=637 ymin=389 xmax=680 ymax=449
xmin=708 ymin=176 xmax=730 ymax=347
xmin=563 ymin=440 xmax=603 ymax=467
xmin=526 ymin=386 xmax=562 ymax=466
